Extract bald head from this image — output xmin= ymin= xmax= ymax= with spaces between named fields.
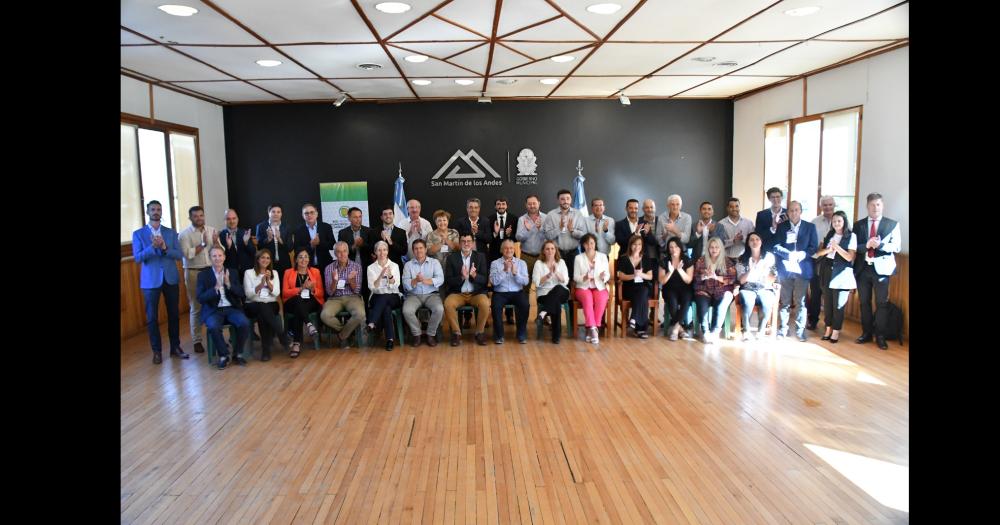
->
xmin=407 ymin=199 xmax=421 ymax=220
xmin=224 ymin=208 xmax=239 ymax=229
xmin=642 ymin=199 xmax=656 ymax=220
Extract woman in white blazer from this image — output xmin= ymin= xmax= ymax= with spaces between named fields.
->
xmin=532 ymin=240 xmax=570 ymax=344
xmin=573 ymin=233 xmax=610 ymax=344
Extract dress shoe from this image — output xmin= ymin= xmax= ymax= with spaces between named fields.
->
xmin=169 ymin=347 xmax=190 ymax=359
xmin=821 ymin=335 xmax=831 ymax=341
xmin=475 ymin=333 xmax=487 ymax=346
xmin=152 ymin=352 xmax=163 ymax=364
xmin=410 ymin=335 xmax=422 ymax=348
xmin=451 ymin=333 xmax=461 ymax=346
xmin=385 ymin=339 xmax=394 ymax=351
xmin=806 ymin=323 xmax=817 ymax=331
xmin=217 ymin=356 xmax=230 ymax=369
xmin=856 ymin=334 xmax=872 ymax=344
xmin=552 ymin=337 xmax=561 ymax=344
xmin=829 ymin=337 xmax=839 ymax=344
xmin=194 ymin=342 xmax=205 ymax=353
xmin=233 ymin=356 xmax=248 ymax=366
xmin=426 ymin=335 xmax=438 ymax=347
xmin=518 ymin=337 xmax=527 ymax=344
xmin=261 ymin=350 xmax=272 ymax=362
xmin=339 ymin=334 xmax=351 ymax=349
xmin=876 ymin=336 xmax=888 ymax=350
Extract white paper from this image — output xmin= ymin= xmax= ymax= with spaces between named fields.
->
xmin=337 ymin=279 xmax=346 ymax=290
xmin=300 ymin=288 xmax=310 ymax=299
xmin=786 ymin=232 xmax=797 ymax=244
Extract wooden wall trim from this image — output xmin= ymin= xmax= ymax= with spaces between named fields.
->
xmin=844 ymin=253 xmax=908 ymax=337
xmin=121 ymin=259 xmax=191 ymax=341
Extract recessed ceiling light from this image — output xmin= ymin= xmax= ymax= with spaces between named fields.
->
xmin=586 ymin=3 xmax=622 ymax=15
xmin=691 ymin=56 xmax=715 ymax=63
xmin=715 ymin=61 xmax=738 ymax=67
xmin=404 ymin=54 xmax=428 ymax=63
xmin=454 ymin=79 xmax=475 ymax=85
xmin=412 ymin=79 xmax=432 ymax=86
xmin=356 ymin=63 xmax=384 ymax=71
xmin=540 ymin=78 xmax=559 ymax=85
xmin=550 ymin=55 xmax=575 ymax=63
xmin=784 ymin=6 xmax=821 ymax=16
xmin=375 ymin=2 xmax=411 ymax=14
xmin=157 ymin=5 xmax=198 ymax=16
xmin=255 ymin=59 xmax=282 ymax=67
xmin=496 ymin=79 xmax=517 ymax=85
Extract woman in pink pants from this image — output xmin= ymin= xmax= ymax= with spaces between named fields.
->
xmin=573 ymin=233 xmax=610 ymax=344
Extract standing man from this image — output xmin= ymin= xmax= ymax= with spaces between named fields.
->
xmin=542 ymin=189 xmax=586 ymax=279
xmin=292 ymin=203 xmax=336 ymax=272
xmin=404 ymin=199 xmax=433 ymax=262
xmin=656 ymin=194 xmax=692 ymax=253
xmin=197 ymin=246 xmax=251 ymax=369
xmin=488 ymin=196 xmax=515 ymax=324
xmin=515 ymin=194 xmax=547 ymax=276
xmin=456 ymin=198 xmax=491 ymax=255
xmin=320 ymin=241 xmax=366 ymax=349
xmin=489 ymin=239 xmax=530 ymax=344
xmin=255 ymin=204 xmax=292 ymax=278
xmin=772 ymin=201 xmax=818 ymax=342
xmin=402 ymin=239 xmax=445 ymax=347
xmin=337 ymin=207 xmax=371 ymax=299
xmin=615 ymin=199 xmax=642 ymax=254
xmin=219 ymin=209 xmax=255 ymax=281
xmin=688 ymin=201 xmax=728 ymax=258
xmin=367 ymin=206 xmax=407 ymax=268
xmin=755 ymin=187 xmax=787 ymax=249
xmin=443 ymin=233 xmax=491 ymax=346
xmin=718 ymin=198 xmax=755 ymax=260
xmin=179 ymin=205 xmax=218 ymax=354
xmin=853 ymin=193 xmax=902 ymax=351
xmin=583 ymin=198 xmax=616 ymax=256
xmin=132 ymin=200 xmax=187 ymax=364
xmin=807 ymin=195 xmax=837 ymax=330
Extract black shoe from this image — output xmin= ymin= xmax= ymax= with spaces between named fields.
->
xmin=494 ymin=337 xmax=504 ymax=344
xmin=339 ymin=334 xmax=351 ymax=349
xmin=217 ymin=356 xmax=230 ymax=369
xmin=234 ymin=356 xmax=248 ymax=366
xmin=261 ymin=350 xmax=272 ymax=362
xmin=876 ymin=336 xmax=888 ymax=350
xmin=194 ymin=342 xmax=205 ymax=353
xmin=856 ymin=334 xmax=873 ymax=344
xmin=451 ymin=333 xmax=461 ymax=346
xmin=411 ymin=335 xmax=422 ymax=348
xmin=552 ymin=337 xmax=561 ymax=344
xmin=152 ymin=352 xmax=162 ymax=364
xmin=806 ymin=323 xmax=817 ymax=331
xmin=385 ymin=339 xmax=394 ymax=351
xmin=829 ymin=337 xmax=839 ymax=344
xmin=475 ymin=333 xmax=487 ymax=346
xmin=821 ymin=335 xmax=831 ymax=341
xmin=427 ymin=334 xmax=438 ymax=347
xmin=169 ymin=347 xmax=190 ymax=359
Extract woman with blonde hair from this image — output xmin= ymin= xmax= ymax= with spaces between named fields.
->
xmin=532 ymin=240 xmax=570 ymax=343
xmin=693 ymin=237 xmax=736 ymax=344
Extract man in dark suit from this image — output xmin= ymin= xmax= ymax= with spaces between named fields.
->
xmin=456 ymin=197 xmax=491 ymax=255
xmin=254 ymin=203 xmax=292 ymax=278
xmin=443 ymin=233 xmax=491 ymax=346
xmin=337 ymin=206 xmax=372 ymax=298
xmin=292 ymin=203 xmax=336 ymax=272
xmin=755 ymin=187 xmax=787 ymax=249
xmin=132 ymin=200 xmax=187 ymax=364
xmin=614 ymin=199 xmax=641 ymax=255
xmin=219 ymin=208 xmax=255 ymax=281
xmin=366 ymin=205 xmax=407 ymax=269
xmin=852 ymin=193 xmax=902 ymax=350
xmin=771 ymin=201 xmax=818 ymax=342
xmin=197 ymin=245 xmax=252 ymax=369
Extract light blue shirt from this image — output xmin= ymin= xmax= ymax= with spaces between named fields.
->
xmin=461 ymin=253 xmax=474 ymax=293
xmin=515 ymin=212 xmax=547 ymax=255
xmin=489 ymin=256 xmax=529 ymax=292
xmin=402 ymin=257 xmax=444 ymax=295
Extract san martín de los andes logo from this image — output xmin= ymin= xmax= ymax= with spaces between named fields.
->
xmin=430 ymin=149 xmax=503 ymax=187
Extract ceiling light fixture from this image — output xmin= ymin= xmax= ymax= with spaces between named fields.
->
xmin=157 ymin=4 xmax=198 ymax=16
xmin=404 ymin=54 xmax=428 ymax=63
xmin=715 ymin=61 xmax=738 ymax=67
xmin=255 ymin=59 xmax=282 ymax=67
xmin=356 ymin=63 xmax=384 ymax=71
xmin=784 ymin=6 xmax=821 ymax=16
xmin=691 ymin=56 xmax=715 ymax=63
xmin=454 ymin=79 xmax=475 ymax=85
xmin=478 ymin=93 xmax=492 ymax=103
xmin=550 ymin=55 xmax=575 ymax=63
xmin=586 ymin=3 xmax=622 ymax=15
xmin=375 ymin=2 xmax=411 ymax=14
xmin=333 ymin=94 xmax=348 ymax=107
xmin=496 ymin=79 xmax=517 ymax=85
xmin=412 ymin=79 xmax=431 ymax=86
xmin=619 ymin=93 xmax=631 ymax=106
xmin=540 ymin=78 xmax=559 ymax=85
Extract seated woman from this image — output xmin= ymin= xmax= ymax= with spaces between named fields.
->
xmin=573 ymin=233 xmax=610 ymax=344
xmin=693 ymin=237 xmax=737 ymax=344
xmin=425 ymin=209 xmax=460 ymax=271
xmin=616 ymin=234 xmax=655 ymax=338
xmin=814 ymin=210 xmax=857 ymax=343
xmin=658 ymin=237 xmax=694 ymax=341
xmin=366 ymin=240 xmax=402 ymax=350
xmin=736 ymin=232 xmax=777 ymax=341
xmin=281 ymin=248 xmax=325 ymax=358
xmin=532 ymin=240 xmax=570 ymax=344
xmin=243 ymin=248 xmax=291 ymax=360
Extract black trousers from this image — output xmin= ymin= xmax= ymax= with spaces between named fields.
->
xmin=561 ymin=250 xmax=578 ymax=281
xmin=244 ymin=301 xmax=289 ymax=352
xmin=856 ymin=264 xmax=891 ymax=337
xmin=622 ymin=282 xmax=652 ymax=331
xmin=491 ymin=290 xmax=529 ymax=340
xmin=663 ymin=285 xmax=693 ymax=329
xmin=369 ymin=293 xmax=402 ymax=341
xmin=284 ymin=295 xmax=322 ymax=343
xmin=537 ymin=285 xmax=570 ymax=342
xmin=807 ymin=259 xmax=822 ymax=326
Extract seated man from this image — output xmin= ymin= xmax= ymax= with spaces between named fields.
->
xmin=402 ymin=239 xmax=445 ymax=347
xmin=319 ymin=241 xmax=366 ymax=349
xmin=197 ymin=245 xmax=252 ymax=369
xmin=443 ymin=233 xmax=491 ymax=346
xmin=489 ymin=239 xmax=530 ymax=344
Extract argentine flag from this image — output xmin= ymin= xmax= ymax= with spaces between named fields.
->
xmin=572 ymin=161 xmax=589 ymax=218
xmin=393 ymin=166 xmax=409 ymax=228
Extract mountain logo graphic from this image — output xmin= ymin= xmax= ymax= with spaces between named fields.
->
xmin=431 ymin=149 xmax=502 ymax=180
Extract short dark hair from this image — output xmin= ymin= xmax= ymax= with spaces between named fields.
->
xmin=866 ymin=192 xmax=883 ymax=203
xmin=188 ymin=205 xmax=204 ymax=218
xmin=459 ymin=232 xmax=474 ymax=241
xmin=495 ymin=196 xmax=507 ymax=204
xmin=381 ymin=205 xmax=394 ymax=214
xmin=557 ymin=189 xmax=572 ymax=198
xmin=411 ymin=238 xmax=427 ymax=250
xmin=700 ymin=201 xmax=713 ymax=209
xmin=348 ymin=207 xmax=362 ymax=216
xmin=267 ymin=203 xmax=282 ymax=213
xmin=146 ymin=200 xmax=161 ymax=211
xmin=765 ymin=187 xmax=783 ymax=198
xmin=525 ymin=194 xmax=540 ymax=202
xmin=301 ymin=203 xmax=318 ymax=212
xmin=626 ymin=199 xmax=639 ymax=207
xmin=590 ymin=197 xmax=604 ymax=206
xmin=727 ymin=197 xmax=740 ymax=205
xmin=580 ymin=233 xmax=597 ymax=248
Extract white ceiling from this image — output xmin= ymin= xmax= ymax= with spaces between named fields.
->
xmin=120 ymin=0 xmax=909 ymax=104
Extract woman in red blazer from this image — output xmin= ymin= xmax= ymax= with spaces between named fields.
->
xmin=282 ymin=248 xmax=325 ymax=357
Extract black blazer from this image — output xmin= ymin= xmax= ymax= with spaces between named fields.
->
xmin=219 ymin=227 xmax=255 ymax=277
xmin=852 ymin=216 xmax=900 ymax=276
xmin=292 ymin=221 xmax=336 ymax=271
xmin=444 ymin=250 xmax=489 ymax=295
xmin=754 ymin=208 xmax=786 ymax=249
xmin=614 ymin=218 xmax=641 ymax=255
xmin=487 ymin=213 xmax=515 ymax=261
xmin=456 ymin=215 xmax=491 ymax=254
xmin=337 ymin=225 xmax=371 ymax=263
xmin=254 ymin=221 xmax=292 ymax=269
xmin=367 ymin=225 xmax=407 ymax=268
xmin=196 ymin=267 xmax=245 ymax=322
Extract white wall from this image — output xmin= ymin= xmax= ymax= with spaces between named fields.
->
xmin=732 ymin=46 xmax=908 ymax=252
xmin=121 ymin=75 xmax=229 ymax=228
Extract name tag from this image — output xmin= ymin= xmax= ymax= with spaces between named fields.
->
xmin=440 ymin=244 xmax=449 ymax=253
xmin=300 ymin=288 xmax=310 ymax=299
xmin=337 ymin=279 xmax=346 ymax=290
xmin=561 ymin=226 xmax=568 ymax=233
xmin=634 ymin=275 xmax=643 ymax=283
xmin=259 ymin=288 xmax=270 ymax=298
xmin=786 ymin=232 xmax=797 ymax=244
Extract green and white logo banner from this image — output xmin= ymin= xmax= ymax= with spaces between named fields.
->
xmin=320 ymin=182 xmax=369 ymax=231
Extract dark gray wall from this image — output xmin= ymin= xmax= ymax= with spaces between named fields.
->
xmin=223 ymin=99 xmax=733 ymax=227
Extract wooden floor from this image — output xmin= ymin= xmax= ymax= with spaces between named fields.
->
xmin=121 ymin=318 xmax=909 ymax=524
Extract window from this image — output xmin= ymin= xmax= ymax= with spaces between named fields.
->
xmin=120 ymin=114 xmax=202 ymax=250
xmin=763 ymin=107 xmax=861 ymax=223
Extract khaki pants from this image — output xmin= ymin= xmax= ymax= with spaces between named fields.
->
xmin=185 ymin=268 xmax=207 ymax=344
xmin=320 ymin=295 xmax=366 ymax=338
xmin=520 ymin=253 xmax=539 ymax=321
xmin=444 ymin=293 xmax=490 ymax=334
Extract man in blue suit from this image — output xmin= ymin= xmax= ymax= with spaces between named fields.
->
xmin=132 ymin=200 xmax=187 ymax=364
xmin=771 ymin=201 xmax=818 ymax=342
xmin=755 ymin=187 xmax=787 ymax=249
xmin=197 ymin=245 xmax=252 ymax=370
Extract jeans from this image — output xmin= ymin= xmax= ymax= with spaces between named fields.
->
xmin=491 ymin=290 xmax=529 ymax=340
xmin=204 ymin=306 xmax=251 ymax=358
xmin=738 ymin=288 xmax=775 ymax=334
xmin=695 ymin=292 xmax=733 ymax=334
xmin=142 ymin=282 xmax=180 ymax=354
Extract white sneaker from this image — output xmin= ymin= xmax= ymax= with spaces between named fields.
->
xmin=741 ymin=332 xmax=751 ymax=342
xmin=590 ymin=328 xmax=599 ymax=345
xmin=584 ymin=330 xmax=592 ymax=343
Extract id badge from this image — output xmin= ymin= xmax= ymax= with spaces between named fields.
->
xmin=785 ymin=231 xmax=797 ymax=244
xmin=300 ymin=288 xmax=310 ymax=299
xmin=440 ymin=244 xmax=449 ymax=253
xmin=259 ymin=288 xmax=270 ymax=298
xmin=634 ymin=275 xmax=643 ymax=283
xmin=337 ymin=279 xmax=346 ymax=290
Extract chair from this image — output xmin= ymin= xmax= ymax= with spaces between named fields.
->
xmin=401 ymin=304 xmax=444 ymax=345
xmin=613 ymin=260 xmax=660 ymax=339
xmin=283 ymin=311 xmax=322 ymax=350
xmin=732 ymin=283 xmax=782 ymax=338
xmin=571 ymin=281 xmax=612 ymax=340
xmin=206 ymin=324 xmax=245 ymax=363
xmin=365 ymin=307 xmax=405 ymax=347
xmin=443 ymin=304 xmax=480 ymax=336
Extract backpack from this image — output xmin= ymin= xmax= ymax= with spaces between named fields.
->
xmin=881 ymin=302 xmax=904 ymax=345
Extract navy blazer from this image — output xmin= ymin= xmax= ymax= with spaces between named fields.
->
xmin=443 ymin=250 xmax=490 ymax=295
xmin=771 ymin=220 xmax=818 ymax=280
xmin=219 ymin=227 xmax=256 ymax=276
xmin=487 ymin=213 xmax=516 ymax=261
xmin=366 ymin=225 xmax=407 ymax=268
xmin=614 ymin=218 xmax=636 ymax=255
xmin=755 ymin=207 xmax=787 ymax=249
xmin=196 ymin=267 xmax=245 ymax=322
xmin=254 ymin=221 xmax=292 ymax=267
xmin=292 ymin=221 xmax=336 ymax=271
xmin=132 ymin=224 xmax=182 ymax=289
xmin=456 ymin=215 xmax=491 ymax=254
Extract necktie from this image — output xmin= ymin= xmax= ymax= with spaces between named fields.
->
xmin=868 ymin=220 xmax=876 ymax=258
xmin=499 ymin=216 xmax=504 ymax=239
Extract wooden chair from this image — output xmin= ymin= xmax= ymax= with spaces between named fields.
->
xmin=732 ymin=283 xmax=781 ymax=338
xmin=571 ymin=282 xmax=613 ymax=340
xmin=614 ymin=277 xmax=659 ymax=338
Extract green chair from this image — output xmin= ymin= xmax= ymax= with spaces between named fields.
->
xmin=283 ymin=311 xmax=322 ymax=350
xmin=321 ymin=310 xmax=365 ymax=348
xmin=535 ymin=300 xmax=573 ymax=340
xmin=206 ymin=325 xmax=245 ymax=363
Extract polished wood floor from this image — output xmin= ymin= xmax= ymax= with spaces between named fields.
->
xmin=121 ymin=317 xmax=909 ymax=524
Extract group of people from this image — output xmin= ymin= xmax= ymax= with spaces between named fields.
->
xmin=132 ymin=187 xmax=901 ymax=369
